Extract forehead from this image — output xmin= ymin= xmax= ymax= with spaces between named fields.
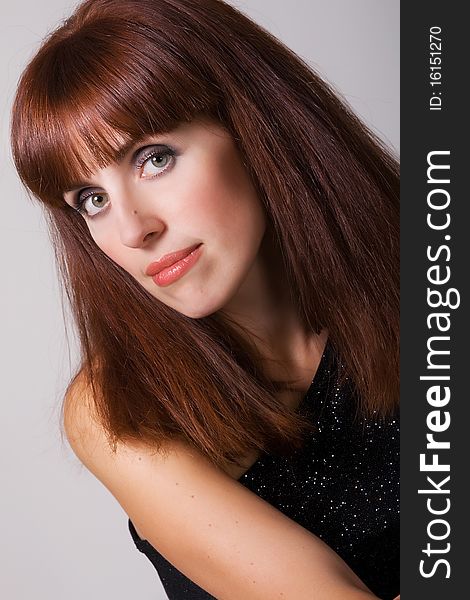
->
xmin=61 ymin=133 xmax=146 ymax=194
xmin=51 ymin=117 xmax=177 ymax=199
xmin=13 ymin=8 xmax=226 ymax=206
xmin=61 ymin=117 xmax=229 ymax=194
xmin=20 ymin=85 xmax=213 ymax=205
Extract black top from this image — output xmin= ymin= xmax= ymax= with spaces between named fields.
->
xmin=128 ymin=341 xmax=400 ymax=599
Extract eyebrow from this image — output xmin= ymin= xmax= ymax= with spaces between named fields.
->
xmin=62 ymin=135 xmax=157 ymax=194
xmin=63 ymin=124 xmax=183 ymax=197
xmin=63 ymin=181 xmax=93 ymax=194
xmin=114 ymin=136 xmax=148 ymax=163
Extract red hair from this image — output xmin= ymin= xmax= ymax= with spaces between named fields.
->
xmin=11 ymin=0 xmax=399 ymax=468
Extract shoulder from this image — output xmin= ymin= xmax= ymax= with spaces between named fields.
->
xmin=63 ymin=369 xmax=182 ymax=487
xmin=63 ymin=369 xmax=111 ymax=470
xmin=62 ymin=368 xmax=206 ymax=479
xmin=63 ymin=370 xmax=375 ymax=599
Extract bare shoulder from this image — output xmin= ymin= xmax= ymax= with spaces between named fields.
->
xmin=63 ymin=372 xmax=377 ymax=600
xmin=63 ymin=369 xmax=112 ymax=468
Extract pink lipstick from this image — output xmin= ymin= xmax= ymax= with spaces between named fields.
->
xmin=146 ymin=243 xmax=203 ymax=287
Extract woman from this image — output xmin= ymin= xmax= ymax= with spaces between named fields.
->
xmin=10 ymin=0 xmax=399 ymax=598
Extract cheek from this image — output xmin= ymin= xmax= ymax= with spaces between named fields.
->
xmin=188 ymin=187 xmax=264 ymax=253
xmin=90 ymin=229 xmax=132 ymax=272
xmin=181 ymin=153 xmax=265 ymax=245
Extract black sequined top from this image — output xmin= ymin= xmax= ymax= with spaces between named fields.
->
xmin=128 ymin=340 xmax=400 ymax=599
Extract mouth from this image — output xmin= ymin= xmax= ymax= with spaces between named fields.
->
xmin=146 ymin=243 xmax=203 ymax=287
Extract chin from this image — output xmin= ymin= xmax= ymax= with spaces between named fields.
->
xmin=148 ymin=268 xmax=245 ymax=319
xmin=169 ymin=289 xmax=233 ymax=320
xmin=174 ymin=300 xmax=222 ymax=320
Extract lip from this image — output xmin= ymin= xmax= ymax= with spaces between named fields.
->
xmin=146 ymin=243 xmax=202 ymax=276
xmin=146 ymin=243 xmax=203 ymax=287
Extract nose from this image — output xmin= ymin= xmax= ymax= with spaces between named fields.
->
xmin=115 ymin=195 xmax=165 ymax=249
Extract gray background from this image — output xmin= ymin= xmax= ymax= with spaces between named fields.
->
xmin=0 ymin=1 xmax=399 ymax=598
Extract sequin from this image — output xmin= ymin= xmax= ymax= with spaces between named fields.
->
xmin=128 ymin=341 xmax=399 ymax=599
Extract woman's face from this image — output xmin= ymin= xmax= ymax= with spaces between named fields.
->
xmin=64 ymin=119 xmax=266 ymax=318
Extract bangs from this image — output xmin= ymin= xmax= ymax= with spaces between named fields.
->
xmin=11 ymin=14 xmax=220 ymax=206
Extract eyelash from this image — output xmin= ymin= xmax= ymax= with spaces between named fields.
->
xmin=73 ymin=145 xmax=176 ymax=216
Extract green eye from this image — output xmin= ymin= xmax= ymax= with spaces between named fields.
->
xmin=75 ymin=191 xmax=110 ymax=217
xmin=141 ymin=152 xmax=173 ymax=178
xmin=135 ymin=144 xmax=176 ymax=179
xmin=90 ymin=193 xmax=107 ymax=207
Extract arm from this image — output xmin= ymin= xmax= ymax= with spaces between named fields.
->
xmin=64 ymin=380 xmax=379 ymax=600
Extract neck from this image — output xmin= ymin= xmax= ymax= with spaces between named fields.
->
xmin=220 ymin=231 xmax=327 ymax=391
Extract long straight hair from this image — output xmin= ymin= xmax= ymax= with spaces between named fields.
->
xmin=11 ymin=0 xmax=399 ymax=469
